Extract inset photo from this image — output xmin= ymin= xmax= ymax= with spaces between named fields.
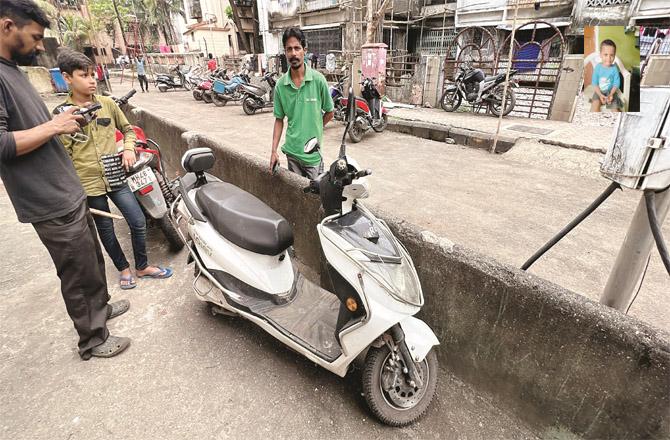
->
xmin=583 ymin=26 xmax=640 ymax=113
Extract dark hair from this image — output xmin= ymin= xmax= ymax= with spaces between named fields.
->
xmin=57 ymin=48 xmax=94 ymax=75
xmin=282 ymin=27 xmax=306 ymax=49
xmin=600 ymin=39 xmax=617 ymax=52
xmin=0 ymin=0 xmax=50 ymax=28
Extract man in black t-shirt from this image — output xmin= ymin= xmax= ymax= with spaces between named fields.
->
xmin=0 ymin=0 xmax=131 ymax=359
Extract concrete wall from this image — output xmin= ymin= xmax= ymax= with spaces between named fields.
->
xmin=126 ymin=106 xmax=670 ymax=440
xmin=22 ymin=67 xmax=54 ymax=95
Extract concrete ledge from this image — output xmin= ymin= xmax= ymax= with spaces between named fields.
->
xmin=128 ymin=105 xmax=670 ymax=439
xmin=387 ymin=117 xmax=516 ymax=153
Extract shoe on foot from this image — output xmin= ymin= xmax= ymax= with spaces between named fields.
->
xmin=89 ymin=336 xmax=131 ymax=358
xmin=107 ymin=299 xmax=130 ymax=320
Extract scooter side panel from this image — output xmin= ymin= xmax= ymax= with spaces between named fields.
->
xmin=188 ymin=215 xmax=294 ymax=295
xmin=135 ymin=170 xmax=167 ymax=219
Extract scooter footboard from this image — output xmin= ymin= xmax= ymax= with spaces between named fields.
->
xmin=399 ymin=316 xmax=439 ymax=362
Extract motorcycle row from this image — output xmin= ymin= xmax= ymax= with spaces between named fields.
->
xmin=154 ymin=63 xmax=390 ymax=143
xmin=92 ymin=84 xmax=439 ymax=427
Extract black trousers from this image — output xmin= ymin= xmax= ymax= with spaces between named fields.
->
xmin=32 ymin=201 xmax=110 ymax=357
xmin=137 ymin=74 xmax=149 ymax=91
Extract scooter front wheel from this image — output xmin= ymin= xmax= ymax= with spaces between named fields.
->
xmin=362 ymin=345 xmax=438 ymax=426
xmin=242 ymin=97 xmax=257 ymax=115
xmin=212 ymin=94 xmax=228 ymax=107
xmin=371 ymin=114 xmax=388 ymax=133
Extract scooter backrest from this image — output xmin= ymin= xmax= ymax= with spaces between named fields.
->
xmin=182 ymin=147 xmax=215 ymax=173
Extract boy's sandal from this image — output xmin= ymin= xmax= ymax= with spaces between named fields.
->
xmin=138 ymin=266 xmax=173 ymax=279
xmin=120 ymin=274 xmax=136 ymax=290
xmin=107 ymin=299 xmax=130 ymax=320
xmin=89 ymin=336 xmax=131 ymax=358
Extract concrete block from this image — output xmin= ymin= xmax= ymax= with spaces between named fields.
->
xmin=22 ymin=66 xmax=54 ymax=95
xmin=126 ymin=106 xmax=670 ymax=440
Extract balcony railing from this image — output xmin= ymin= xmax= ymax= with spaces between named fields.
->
xmin=506 ymin=0 xmax=573 ymax=7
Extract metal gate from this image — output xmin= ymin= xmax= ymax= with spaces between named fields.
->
xmin=441 ymin=26 xmax=498 ymax=113
xmin=496 ymin=21 xmax=566 ymax=119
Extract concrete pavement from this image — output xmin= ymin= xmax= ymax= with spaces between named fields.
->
xmin=50 ymin=80 xmax=669 ymax=333
xmin=0 ymin=184 xmax=541 ymax=440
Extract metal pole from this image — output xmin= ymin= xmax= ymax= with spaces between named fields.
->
xmin=600 ymin=189 xmax=670 ymax=312
xmin=490 ymin=0 xmax=519 ymax=154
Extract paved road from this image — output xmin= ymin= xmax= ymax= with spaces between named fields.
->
xmin=0 ymin=184 xmax=540 ymax=439
xmin=54 ymin=79 xmax=669 ymax=333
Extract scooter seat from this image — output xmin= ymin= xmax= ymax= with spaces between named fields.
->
xmin=195 ymin=182 xmax=293 ymax=256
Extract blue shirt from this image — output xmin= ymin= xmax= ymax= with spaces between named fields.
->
xmin=592 ymin=63 xmax=620 ymax=94
xmin=136 ymin=60 xmax=145 ymax=76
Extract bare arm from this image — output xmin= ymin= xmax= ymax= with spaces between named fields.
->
xmin=270 ymin=118 xmax=284 ymax=170
xmin=323 ymin=111 xmax=334 ymax=127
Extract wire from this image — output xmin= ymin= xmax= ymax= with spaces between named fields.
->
xmin=625 ymin=255 xmax=650 ymax=314
xmin=644 ymin=189 xmax=670 ymax=275
xmin=521 ymin=182 xmax=621 ymax=271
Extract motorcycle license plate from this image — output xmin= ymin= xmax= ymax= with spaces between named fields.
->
xmin=127 ymin=168 xmax=153 ymax=192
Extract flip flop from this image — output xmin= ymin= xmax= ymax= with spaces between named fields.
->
xmin=107 ymin=299 xmax=130 ymax=320
xmin=89 ymin=335 xmax=131 ymax=358
xmin=120 ymin=274 xmax=137 ymax=290
xmin=138 ymin=266 xmax=173 ymax=279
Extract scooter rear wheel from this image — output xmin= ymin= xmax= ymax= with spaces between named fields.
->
xmin=203 ymin=93 xmax=213 ymax=104
xmin=348 ymin=119 xmax=364 ymax=143
xmin=362 ymin=345 xmax=438 ymax=426
xmin=158 ymin=215 xmax=184 ymax=252
xmin=157 ymin=84 xmax=169 ymax=93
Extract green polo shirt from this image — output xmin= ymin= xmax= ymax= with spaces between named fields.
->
xmin=273 ymin=64 xmax=334 ymax=166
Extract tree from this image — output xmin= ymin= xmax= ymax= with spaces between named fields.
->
xmin=225 ymin=5 xmax=232 ymax=19
xmin=365 ymin=0 xmax=390 ymax=44
xmin=228 ymin=0 xmax=251 ymax=53
xmin=141 ymin=0 xmax=185 ymax=46
xmin=59 ymin=14 xmax=92 ymax=50
xmin=89 ymin=0 xmax=131 ymax=43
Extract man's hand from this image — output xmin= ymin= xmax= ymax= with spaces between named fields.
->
xmin=607 ymin=95 xmax=614 ymax=104
xmin=270 ymin=150 xmax=279 ymax=172
xmin=599 ymin=95 xmax=607 ymax=105
xmin=50 ymin=107 xmax=85 ymax=135
xmin=122 ymin=150 xmax=136 ymax=172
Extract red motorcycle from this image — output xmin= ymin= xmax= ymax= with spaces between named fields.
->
xmin=111 ymin=90 xmax=183 ymax=251
xmin=337 ymin=77 xmax=389 ymax=143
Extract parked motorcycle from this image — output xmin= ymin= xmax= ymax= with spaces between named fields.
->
xmin=111 ymin=89 xmax=184 ymax=251
xmin=340 ymin=77 xmax=389 ymax=143
xmin=155 ymin=64 xmax=193 ymax=92
xmin=440 ymin=64 xmax=518 ymax=116
xmin=240 ymin=72 xmax=278 ymax=115
xmin=193 ymin=68 xmax=228 ymax=102
xmin=330 ymin=75 xmax=348 ymax=122
xmin=210 ymin=72 xmax=250 ymax=107
xmin=168 ymin=87 xmax=439 ymax=426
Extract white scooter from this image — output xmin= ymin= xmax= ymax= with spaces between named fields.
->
xmin=168 ymin=89 xmax=440 ymax=426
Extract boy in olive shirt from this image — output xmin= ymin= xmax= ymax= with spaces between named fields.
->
xmin=270 ymin=27 xmax=334 ymax=179
xmin=56 ymin=49 xmax=172 ymax=290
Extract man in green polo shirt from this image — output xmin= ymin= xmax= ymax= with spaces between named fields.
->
xmin=271 ymin=27 xmax=334 ymax=179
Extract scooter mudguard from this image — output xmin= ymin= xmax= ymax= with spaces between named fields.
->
xmin=444 ymin=84 xmax=457 ymax=92
xmin=399 ymin=316 xmax=439 ymax=362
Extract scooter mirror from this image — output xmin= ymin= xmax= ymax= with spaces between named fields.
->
xmin=304 ymin=137 xmax=320 ymax=154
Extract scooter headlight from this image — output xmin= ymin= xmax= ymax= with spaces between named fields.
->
xmin=360 ymin=257 xmax=422 ymax=307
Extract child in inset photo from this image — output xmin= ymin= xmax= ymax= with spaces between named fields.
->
xmin=583 ymin=25 xmax=640 ymax=112
xmin=590 ymin=39 xmax=623 ymax=112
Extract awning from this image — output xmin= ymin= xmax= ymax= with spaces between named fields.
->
xmin=300 ymin=23 xmax=342 ymax=31
xmin=496 ymin=19 xmax=571 ymax=30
